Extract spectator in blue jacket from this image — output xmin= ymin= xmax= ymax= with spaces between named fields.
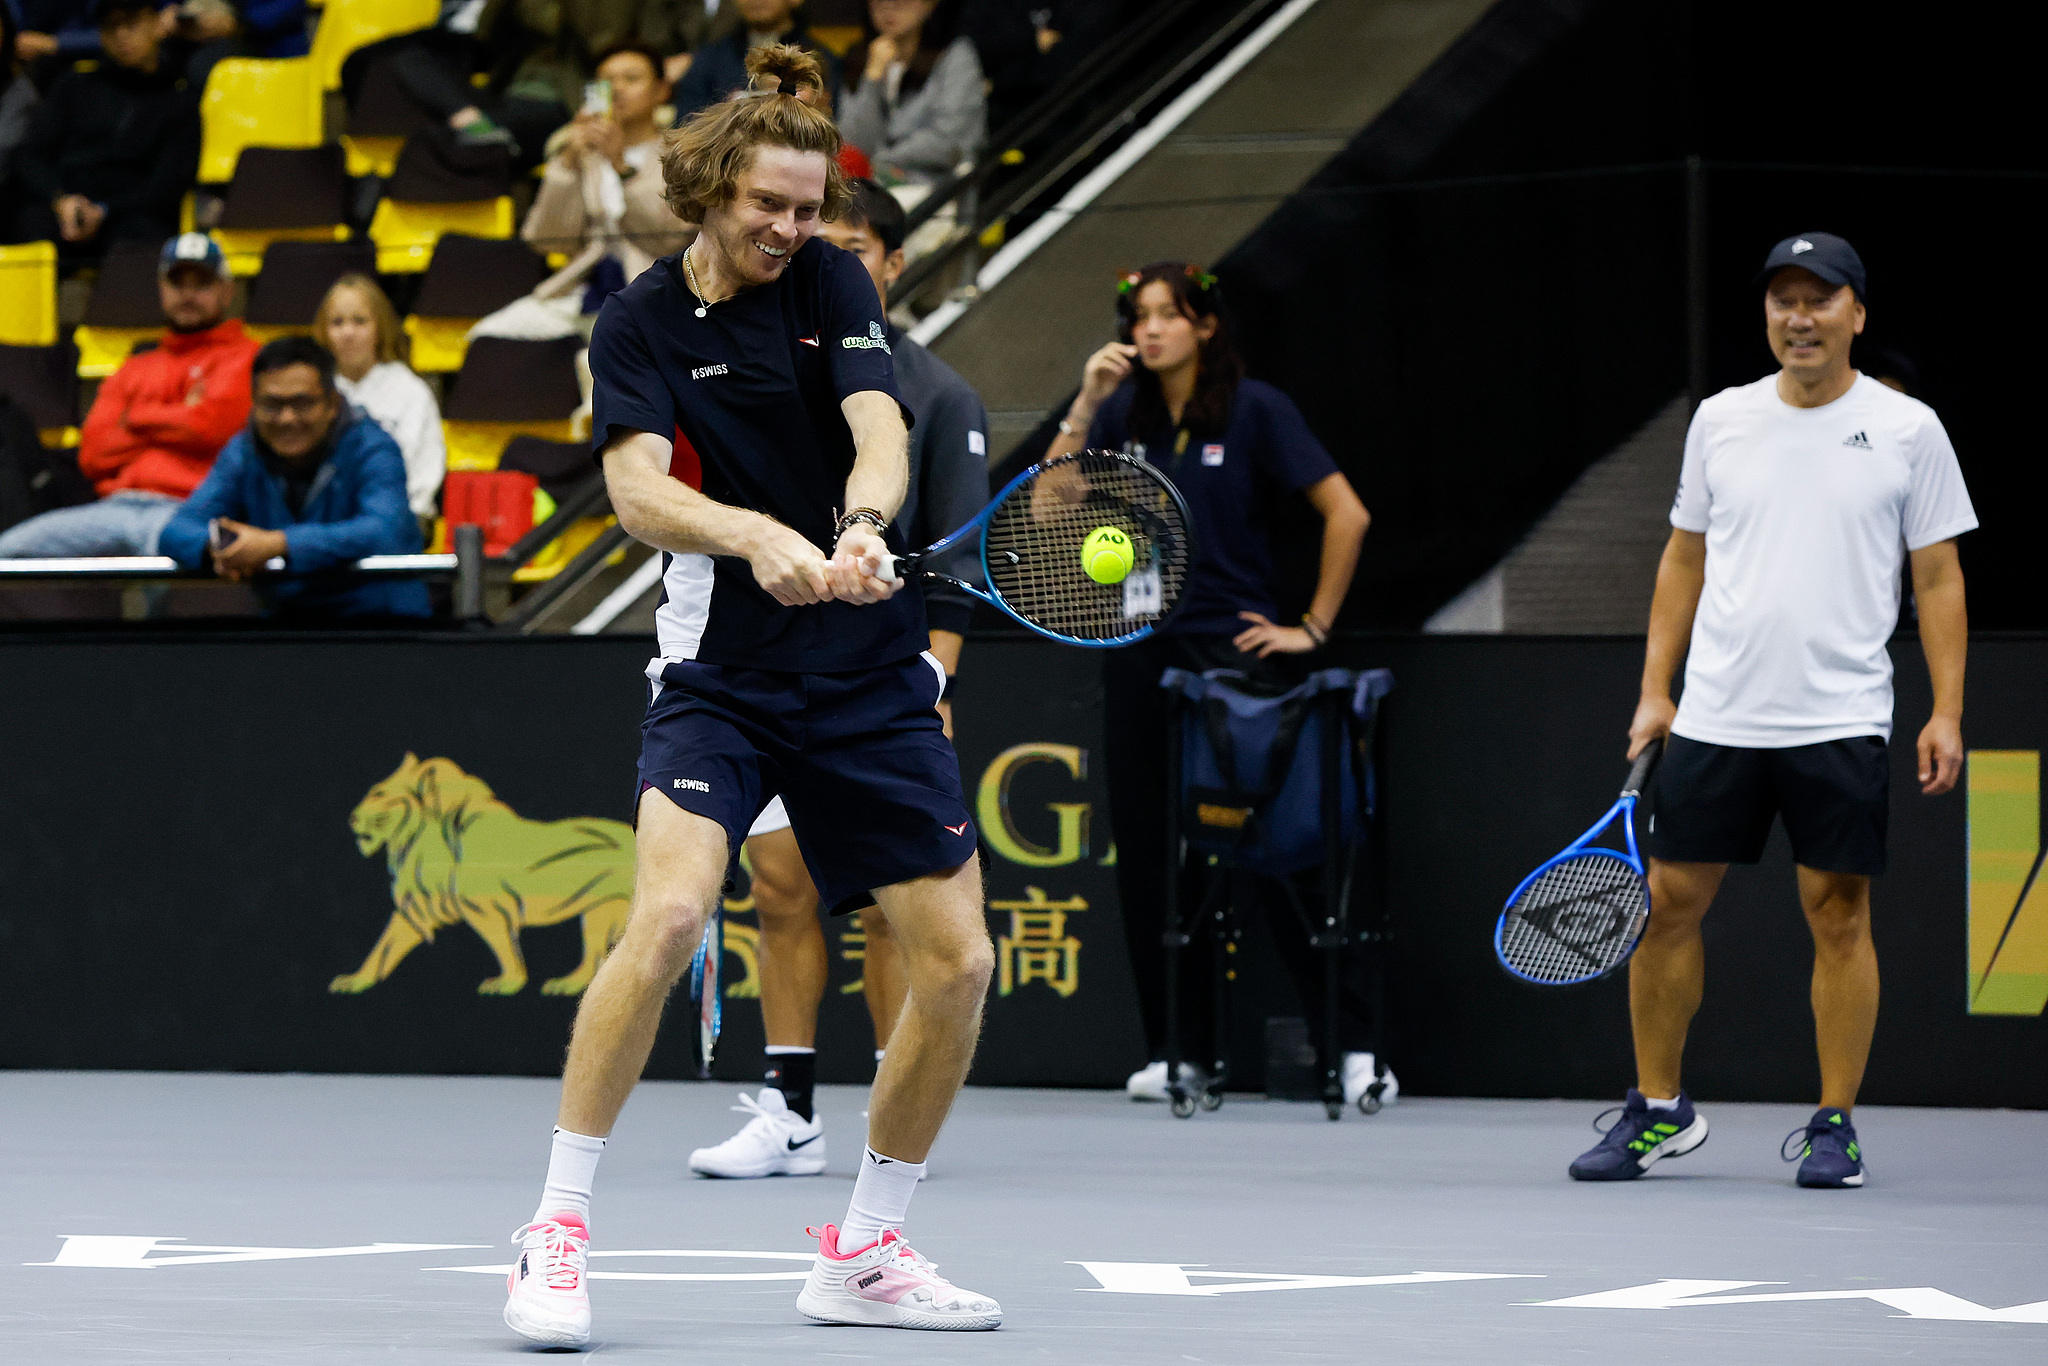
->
xmin=161 ymin=336 xmax=430 ymax=620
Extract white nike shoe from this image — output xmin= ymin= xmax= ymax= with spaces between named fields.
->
xmin=503 ymin=1213 xmax=591 ymax=1347
xmin=1343 ymin=1052 xmax=1399 ymax=1108
xmin=688 ymin=1088 xmax=827 ymax=1178
xmin=796 ymin=1224 xmax=1001 ymax=1330
xmin=1125 ymin=1059 xmax=1209 ymax=1102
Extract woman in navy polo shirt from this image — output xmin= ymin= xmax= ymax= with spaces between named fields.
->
xmin=1042 ymin=261 xmax=1372 ymax=1104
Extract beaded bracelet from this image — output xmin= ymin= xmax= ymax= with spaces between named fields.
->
xmin=834 ymin=507 xmax=889 ymax=539
xmin=1300 ymin=614 xmax=1329 ymax=648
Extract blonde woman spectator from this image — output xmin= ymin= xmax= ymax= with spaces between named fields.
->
xmin=838 ymin=0 xmax=984 ymax=190
xmin=479 ymin=41 xmax=694 ymax=343
xmin=314 ymin=274 xmax=445 ymax=520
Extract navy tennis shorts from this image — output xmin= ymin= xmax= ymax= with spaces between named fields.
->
xmin=1644 ymin=734 xmax=1889 ymax=876
xmin=638 ymin=651 xmax=977 ymax=915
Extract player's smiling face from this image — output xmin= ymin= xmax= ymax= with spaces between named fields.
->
xmin=705 ymin=145 xmax=829 ymax=288
xmin=1765 ymin=266 xmax=1864 ymax=378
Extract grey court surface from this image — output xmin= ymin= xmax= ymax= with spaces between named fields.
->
xmin=4 ymin=1072 xmax=2044 ymax=1364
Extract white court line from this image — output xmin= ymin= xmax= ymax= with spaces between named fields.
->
xmin=909 ymin=0 xmax=1327 ymax=348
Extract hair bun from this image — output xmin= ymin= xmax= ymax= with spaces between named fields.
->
xmin=746 ymin=42 xmax=825 ymax=98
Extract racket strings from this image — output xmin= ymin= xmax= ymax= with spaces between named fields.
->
xmin=984 ymin=451 xmax=1191 ymax=642
xmin=1499 ymin=852 xmax=1647 ymax=984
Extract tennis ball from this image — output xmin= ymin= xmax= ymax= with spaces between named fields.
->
xmin=1082 ymin=525 xmax=1135 ymax=584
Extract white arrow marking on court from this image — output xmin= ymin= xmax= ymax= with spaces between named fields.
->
xmin=429 ymin=1249 xmax=814 ymax=1282
xmin=27 ymin=1236 xmax=485 ymax=1269
xmin=1533 ymin=1278 xmax=2048 ymax=1323
xmin=1073 ymin=1263 xmax=1538 ymax=1296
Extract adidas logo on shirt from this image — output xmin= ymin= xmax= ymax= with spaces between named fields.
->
xmin=1841 ymin=430 xmax=1873 ymax=449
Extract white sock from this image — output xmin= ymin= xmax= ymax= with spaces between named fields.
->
xmin=1642 ymin=1094 xmax=1680 ymax=1112
xmin=874 ymin=1048 xmax=886 ymax=1063
xmin=838 ymin=1146 xmax=925 ymax=1253
xmin=766 ymin=1045 xmax=815 ymax=1055
xmin=535 ymin=1127 xmax=605 ymax=1226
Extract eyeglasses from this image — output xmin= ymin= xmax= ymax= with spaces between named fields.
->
xmin=252 ymin=395 xmax=329 ymax=419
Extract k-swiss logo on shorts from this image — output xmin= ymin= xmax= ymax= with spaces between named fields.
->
xmin=691 ymin=363 xmax=729 ymax=380
xmin=1842 ymin=430 xmax=1873 ymax=449
xmin=841 ymin=320 xmax=891 ymax=354
xmin=673 ymin=778 xmax=711 ymax=792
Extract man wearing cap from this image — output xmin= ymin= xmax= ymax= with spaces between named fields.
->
xmin=1568 ymin=232 xmax=1976 ymax=1190
xmin=0 ymin=234 xmax=256 ymax=558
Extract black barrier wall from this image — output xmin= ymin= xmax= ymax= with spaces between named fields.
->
xmin=2 ymin=633 xmax=2042 ymax=1108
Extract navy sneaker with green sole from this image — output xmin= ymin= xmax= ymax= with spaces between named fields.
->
xmin=1568 ymin=1088 xmax=1711 ymax=1181
xmin=1783 ymin=1107 xmax=1865 ymax=1188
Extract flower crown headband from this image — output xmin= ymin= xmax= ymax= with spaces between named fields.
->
xmin=1117 ymin=264 xmax=1219 ymax=295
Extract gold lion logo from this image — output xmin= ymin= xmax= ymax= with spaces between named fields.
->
xmin=330 ymin=754 xmax=636 ymax=997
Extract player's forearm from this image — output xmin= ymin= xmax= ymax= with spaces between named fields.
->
xmin=1306 ymin=490 xmax=1367 ymax=630
xmin=1912 ymin=551 xmax=1968 ymax=721
xmin=1641 ymin=531 xmax=1705 ymax=699
xmin=840 ymin=391 xmax=909 ymax=523
xmin=604 ymin=441 xmax=778 ymax=559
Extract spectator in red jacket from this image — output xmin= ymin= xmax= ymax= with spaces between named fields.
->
xmin=0 ymin=234 xmax=256 ymax=558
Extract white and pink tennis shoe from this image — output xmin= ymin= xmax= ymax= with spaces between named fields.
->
xmin=796 ymin=1224 xmax=1001 ymax=1330
xmin=503 ymin=1213 xmax=592 ymax=1347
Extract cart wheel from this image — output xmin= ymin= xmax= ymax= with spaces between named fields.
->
xmin=1170 ymin=1091 xmax=1197 ymax=1119
xmin=1323 ymin=1098 xmax=1343 ymax=1121
xmin=1198 ymin=1087 xmax=1224 ymax=1111
xmin=1358 ymin=1084 xmax=1384 ymax=1116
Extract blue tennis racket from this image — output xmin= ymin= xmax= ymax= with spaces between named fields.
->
xmin=879 ymin=448 xmax=1193 ymax=647
xmin=688 ymin=901 xmax=723 ymax=1076
xmin=1496 ymin=738 xmax=1662 ymax=986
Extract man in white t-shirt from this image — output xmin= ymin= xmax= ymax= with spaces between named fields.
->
xmin=1569 ymin=232 xmax=1975 ymax=1190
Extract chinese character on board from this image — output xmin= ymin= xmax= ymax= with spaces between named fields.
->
xmin=993 ymin=887 xmax=1085 ymax=997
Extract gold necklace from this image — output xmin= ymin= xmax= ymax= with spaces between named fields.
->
xmin=682 ymin=245 xmax=723 ymax=318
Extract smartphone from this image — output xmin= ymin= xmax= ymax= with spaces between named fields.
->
xmin=208 ymin=518 xmax=229 ymax=555
xmin=581 ymin=79 xmax=612 ymax=119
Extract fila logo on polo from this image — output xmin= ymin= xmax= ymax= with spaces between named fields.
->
xmin=691 ymin=364 xmax=728 ymax=380
xmin=673 ymin=778 xmax=710 ymax=792
xmin=1792 ymin=238 xmax=1814 ymax=253
xmin=842 ymin=321 xmax=891 ymax=353
xmin=1842 ymin=430 xmax=1873 ymax=449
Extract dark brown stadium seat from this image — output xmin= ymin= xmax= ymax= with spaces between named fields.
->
xmin=74 ymin=241 xmax=166 ymax=378
xmin=403 ymin=235 xmax=550 ymax=372
xmin=498 ymin=435 xmax=596 ymax=502
xmin=214 ymin=145 xmax=354 ymax=279
xmin=244 ymin=239 xmax=380 ymax=336
xmin=441 ymin=335 xmax=584 ymax=470
xmin=0 ymin=341 xmax=82 ymax=442
xmin=386 ymin=130 xmax=513 ymax=204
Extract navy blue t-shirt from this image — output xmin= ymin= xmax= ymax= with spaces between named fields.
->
xmin=1086 ymin=378 xmax=1339 ymax=635
xmin=589 ymin=239 xmax=925 ymax=672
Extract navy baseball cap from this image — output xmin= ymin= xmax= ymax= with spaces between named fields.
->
xmin=158 ymin=232 xmax=231 ymax=281
xmin=1756 ymin=231 xmax=1865 ymax=300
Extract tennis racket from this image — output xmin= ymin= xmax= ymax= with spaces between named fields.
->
xmin=877 ymin=448 xmax=1194 ymax=647
xmin=688 ymin=901 xmax=723 ymax=1076
xmin=1495 ymin=738 xmax=1663 ymax=986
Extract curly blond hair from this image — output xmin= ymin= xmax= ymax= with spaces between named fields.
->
xmin=661 ymin=44 xmax=851 ymax=223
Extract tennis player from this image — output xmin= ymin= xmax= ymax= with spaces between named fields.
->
xmin=1570 ymin=232 xmax=1975 ymax=1188
xmin=686 ymin=177 xmax=992 ymax=1180
xmin=501 ymin=46 xmax=1000 ymax=1346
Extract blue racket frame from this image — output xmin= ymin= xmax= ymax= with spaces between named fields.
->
xmin=1494 ymin=739 xmax=1661 ymax=986
xmin=688 ymin=901 xmax=723 ymax=1075
xmin=892 ymin=449 xmax=1195 ymax=648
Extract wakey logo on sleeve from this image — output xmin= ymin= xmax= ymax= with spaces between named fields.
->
xmin=841 ymin=321 xmax=891 ymax=354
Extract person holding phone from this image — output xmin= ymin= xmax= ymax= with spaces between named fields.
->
xmin=1043 ymin=261 xmax=1377 ymax=1106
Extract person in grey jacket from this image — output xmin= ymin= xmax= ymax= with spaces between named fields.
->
xmin=837 ymin=0 xmax=984 ymax=187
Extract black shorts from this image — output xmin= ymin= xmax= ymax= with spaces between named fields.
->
xmin=639 ymin=652 xmax=976 ymax=915
xmin=1645 ymin=734 xmax=1889 ymax=876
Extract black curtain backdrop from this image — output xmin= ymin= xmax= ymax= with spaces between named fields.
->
xmin=2 ymin=631 xmax=2042 ymax=1109
xmin=1218 ymin=0 xmax=2048 ymax=628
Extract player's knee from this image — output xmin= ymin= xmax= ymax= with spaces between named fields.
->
xmin=928 ymin=934 xmax=995 ymax=1004
xmin=1805 ymin=898 xmax=1870 ymax=956
xmin=752 ymin=871 xmax=817 ymax=926
xmin=629 ymin=895 xmax=712 ymax=978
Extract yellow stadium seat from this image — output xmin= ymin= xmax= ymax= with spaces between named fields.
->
xmin=72 ymin=326 xmax=163 ymax=380
xmin=199 ymin=58 xmax=322 ymax=184
xmin=513 ymin=516 xmax=622 ymax=583
xmin=369 ymin=197 xmax=514 ymax=273
xmin=310 ymin=0 xmax=438 ymax=91
xmin=40 ymin=426 xmax=81 ymax=449
xmin=0 ymin=240 xmax=58 ymax=347
xmin=340 ymin=134 xmax=406 ymax=178
xmin=401 ymin=314 xmax=473 ymax=373
xmin=442 ymin=419 xmax=579 ymax=472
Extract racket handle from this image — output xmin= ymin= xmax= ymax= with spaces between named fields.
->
xmin=1623 ymin=736 xmax=1664 ymax=797
xmin=874 ymin=551 xmax=922 ymax=584
xmin=875 ymin=553 xmax=898 ymax=584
